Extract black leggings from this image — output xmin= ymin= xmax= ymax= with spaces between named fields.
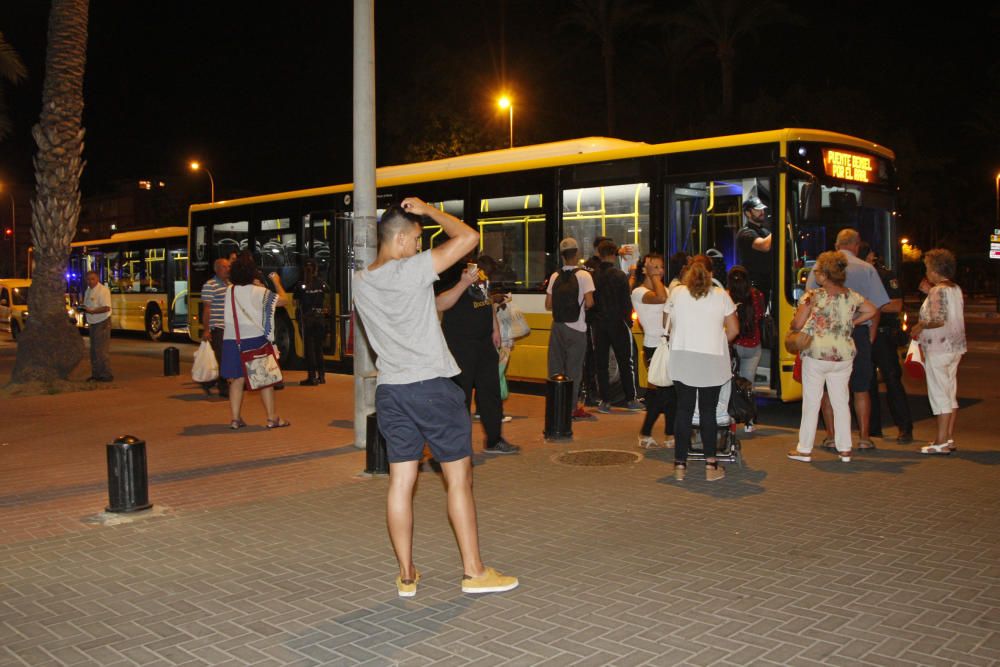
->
xmin=673 ymin=381 xmax=722 ymax=464
xmin=640 ymin=346 xmax=676 ymax=437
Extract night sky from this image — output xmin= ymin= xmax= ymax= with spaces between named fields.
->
xmin=0 ymin=2 xmax=996 ymax=248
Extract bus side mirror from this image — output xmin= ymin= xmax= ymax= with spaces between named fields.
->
xmin=801 ymin=182 xmax=821 ymax=222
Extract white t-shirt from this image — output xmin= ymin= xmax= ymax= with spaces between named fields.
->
xmin=546 ymin=266 xmax=595 ymax=333
xmin=666 ymin=285 xmax=736 ymax=387
xmin=631 ymin=285 xmax=668 ymax=343
xmin=353 ymin=250 xmax=461 ymax=385
xmin=224 ymin=285 xmax=278 ymax=342
xmin=83 ymin=283 xmax=112 ymax=325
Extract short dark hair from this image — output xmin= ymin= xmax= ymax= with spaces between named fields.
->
xmin=597 ymin=240 xmax=617 ymax=259
xmin=477 ymin=254 xmax=497 ymax=275
xmin=593 ymin=235 xmax=611 ymax=249
xmin=230 ymin=251 xmax=259 ymax=286
xmin=379 ymin=204 xmax=422 ymax=247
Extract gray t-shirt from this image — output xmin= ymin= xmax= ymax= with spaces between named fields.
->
xmin=353 ymin=250 xmax=461 ymax=385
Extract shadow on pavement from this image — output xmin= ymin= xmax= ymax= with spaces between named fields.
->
xmin=329 ymin=419 xmax=354 ymax=429
xmin=169 ymin=392 xmax=226 ymax=403
xmin=652 ymin=457 xmax=768 ymax=498
xmin=180 ymin=423 xmax=267 ymax=436
xmin=955 ymin=451 xmax=1000 ymax=466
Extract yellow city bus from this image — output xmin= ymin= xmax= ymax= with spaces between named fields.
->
xmin=68 ymin=227 xmax=189 ymax=339
xmin=187 ymin=129 xmax=898 ymax=401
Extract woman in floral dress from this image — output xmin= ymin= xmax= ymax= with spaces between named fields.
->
xmin=788 ymin=251 xmax=877 ymax=463
xmin=908 ymin=249 xmax=966 ymax=454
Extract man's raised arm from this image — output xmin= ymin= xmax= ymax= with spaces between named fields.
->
xmin=401 ymin=197 xmax=479 ymax=275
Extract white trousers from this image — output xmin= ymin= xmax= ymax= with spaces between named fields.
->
xmin=925 ymin=351 xmax=962 ymax=415
xmin=798 ymin=357 xmax=853 ymax=453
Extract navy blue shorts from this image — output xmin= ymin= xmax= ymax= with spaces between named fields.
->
xmin=375 ymin=377 xmax=472 ymax=463
xmin=850 ymin=327 xmax=873 ymax=392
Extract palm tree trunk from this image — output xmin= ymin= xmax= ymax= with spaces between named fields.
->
xmin=11 ymin=0 xmax=89 ymax=384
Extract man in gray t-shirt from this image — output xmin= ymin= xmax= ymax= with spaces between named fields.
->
xmin=352 ymin=197 xmax=519 ymax=598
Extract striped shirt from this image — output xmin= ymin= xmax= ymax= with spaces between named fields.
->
xmin=201 ymin=276 xmax=229 ymax=330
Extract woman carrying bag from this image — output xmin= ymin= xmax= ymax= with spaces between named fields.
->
xmin=787 ymin=252 xmax=877 ymax=463
xmin=222 ymin=252 xmax=291 ymax=430
xmin=631 ymin=253 xmax=672 ymax=449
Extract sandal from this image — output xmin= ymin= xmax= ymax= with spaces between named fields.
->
xmin=705 ymin=461 xmax=726 ymax=482
xmin=229 ymin=419 xmax=247 ymax=430
xmin=673 ymin=463 xmax=686 ymax=481
xmin=839 ymin=449 xmax=853 ymax=463
xmin=920 ymin=442 xmax=953 ymax=455
xmin=266 ymin=417 xmax=291 ymax=429
xmin=820 ymin=436 xmax=836 ymax=450
xmin=857 ymin=439 xmax=876 ymax=450
xmin=638 ymin=435 xmax=665 ymax=450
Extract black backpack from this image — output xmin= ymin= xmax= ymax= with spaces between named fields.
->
xmin=551 ymin=268 xmax=582 ymax=323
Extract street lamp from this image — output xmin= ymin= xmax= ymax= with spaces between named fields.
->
xmin=188 ymin=161 xmax=216 ymax=203
xmin=498 ymin=95 xmax=513 ymax=148
xmin=0 ymin=184 xmax=14 ymax=277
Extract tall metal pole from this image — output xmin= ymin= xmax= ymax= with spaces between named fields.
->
xmin=204 ymin=167 xmax=215 ymax=204
xmin=353 ymin=0 xmax=378 ymax=449
xmin=508 ymin=104 xmax=514 ymax=149
xmin=7 ymin=192 xmax=14 ymax=278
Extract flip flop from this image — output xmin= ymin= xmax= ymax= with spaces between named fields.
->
xmin=229 ymin=419 xmax=247 ymax=430
xmin=266 ymin=417 xmax=291 ymax=429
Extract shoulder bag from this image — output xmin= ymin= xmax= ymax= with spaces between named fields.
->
xmin=232 ymin=287 xmax=283 ymax=391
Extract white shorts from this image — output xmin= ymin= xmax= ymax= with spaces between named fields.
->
xmin=924 ymin=351 xmax=962 ymax=416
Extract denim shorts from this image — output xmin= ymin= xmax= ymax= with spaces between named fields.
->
xmin=375 ymin=377 xmax=472 ymax=463
xmin=849 ymin=327 xmax=873 ymax=392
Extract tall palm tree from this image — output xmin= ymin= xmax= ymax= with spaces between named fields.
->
xmin=12 ymin=0 xmax=88 ymax=383
xmin=562 ymin=0 xmax=649 ymax=137
xmin=0 ymin=32 xmax=28 ymax=141
xmin=670 ymin=0 xmax=797 ymax=123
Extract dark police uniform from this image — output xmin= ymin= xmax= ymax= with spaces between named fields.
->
xmin=869 ymin=263 xmax=913 ymax=440
xmin=294 ymin=277 xmax=329 ymax=384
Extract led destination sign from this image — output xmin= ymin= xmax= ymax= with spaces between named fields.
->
xmin=822 ymin=149 xmax=876 ymax=183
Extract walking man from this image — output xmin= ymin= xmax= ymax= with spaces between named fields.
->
xmin=592 ymin=239 xmax=642 ymax=413
xmin=81 ymin=271 xmax=113 ymax=382
xmin=352 ymin=197 xmax=519 ymax=598
xmin=546 ymin=237 xmax=596 ymax=420
xmin=200 ymin=258 xmax=230 ymax=397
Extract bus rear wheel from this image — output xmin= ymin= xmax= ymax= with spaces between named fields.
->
xmin=146 ymin=307 xmax=163 ymax=341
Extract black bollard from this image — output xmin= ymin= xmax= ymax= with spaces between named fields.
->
xmin=544 ymin=374 xmax=574 ymax=440
xmin=106 ymin=435 xmax=152 ymax=513
xmin=163 ymin=346 xmax=180 ymax=376
xmin=365 ymin=412 xmax=389 ymax=475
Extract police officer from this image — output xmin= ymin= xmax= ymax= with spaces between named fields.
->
xmin=294 ymin=259 xmax=330 ymax=385
xmin=861 ymin=243 xmax=914 ymax=443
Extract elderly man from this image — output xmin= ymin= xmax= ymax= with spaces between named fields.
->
xmin=81 ymin=271 xmax=113 ymax=382
xmin=806 ymin=228 xmax=889 ymax=450
xmin=200 ymin=258 xmax=231 ymax=397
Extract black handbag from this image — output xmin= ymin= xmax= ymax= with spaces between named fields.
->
xmin=728 ymin=374 xmax=757 ymax=425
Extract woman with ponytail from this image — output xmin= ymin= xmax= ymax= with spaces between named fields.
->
xmin=665 ymin=255 xmax=740 ymax=481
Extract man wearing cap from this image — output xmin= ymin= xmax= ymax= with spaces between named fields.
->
xmin=546 ymin=237 xmax=596 ymax=419
xmin=737 ymin=196 xmax=773 ymax=301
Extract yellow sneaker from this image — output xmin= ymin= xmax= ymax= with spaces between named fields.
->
xmin=396 ymin=570 xmax=420 ymax=598
xmin=461 ymin=566 xmax=519 ymax=594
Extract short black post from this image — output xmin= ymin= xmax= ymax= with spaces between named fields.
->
xmin=106 ymin=435 xmax=152 ymax=513
xmin=163 ymin=346 xmax=180 ymax=376
xmin=365 ymin=412 xmax=389 ymax=475
xmin=544 ymin=374 xmax=574 ymax=440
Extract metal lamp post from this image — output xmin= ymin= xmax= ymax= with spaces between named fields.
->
xmin=189 ymin=161 xmax=216 ymax=203
xmin=498 ymin=95 xmax=513 ymax=148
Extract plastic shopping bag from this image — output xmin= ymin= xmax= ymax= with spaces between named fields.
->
xmin=903 ymin=339 xmax=925 ymax=380
xmin=192 ymin=340 xmax=220 ymax=383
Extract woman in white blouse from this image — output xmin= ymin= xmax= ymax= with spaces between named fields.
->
xmin=909 ymin=249 xmax=966 ymax=454
xmin=665 ymin=255 xmax=739 ymax=481
xmin=631 ymin=253 xmax=671 ymax=449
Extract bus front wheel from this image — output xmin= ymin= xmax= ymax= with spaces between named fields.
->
xmin=145 ymin=307 xmax=163 ymax=341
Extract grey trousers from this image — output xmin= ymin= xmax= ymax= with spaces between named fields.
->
xmin=89 ymin=318 xmax=113 ymax=381
xmin=548 ymin=322 xmax=587 ymax=409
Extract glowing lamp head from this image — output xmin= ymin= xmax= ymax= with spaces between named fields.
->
xmin=189 ymin=161 xmax=201 ymax=171
xmin=498 ymin=96 xmax=511 ymax=110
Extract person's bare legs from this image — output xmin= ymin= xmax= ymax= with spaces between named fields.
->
xmin=820 ymin=391 xmax=835 ymax=439
xmin=229 ymin=378 xmax=244 ymax=421
xmin=439 ymin=456 xmax=485 ymax=578
xmin=854 ymin=391 xmax=871 ymax=440
xmin=259 ymin=386 xmax=277 ymax=421
xmin=387 ymin=460 xmax=419 ymax=581
xmin=947 ymin=410 xmax=957 ymax=442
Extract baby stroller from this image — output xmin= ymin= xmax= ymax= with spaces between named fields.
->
xmin=687 ymin=356 xmax=756 ymax=468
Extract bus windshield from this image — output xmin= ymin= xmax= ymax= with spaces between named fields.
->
xmin=787 ymin=179 xmax=895 ymax=302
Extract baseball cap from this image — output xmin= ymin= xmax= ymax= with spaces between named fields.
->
xmin=742 ymin=196 xmax=767 ymax=211
xmin=559 ymin=237 xmax=579 ymax=252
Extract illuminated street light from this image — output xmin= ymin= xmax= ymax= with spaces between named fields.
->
xmin=498 ymin=95 xmax=513 ymax=148
xmin=0 ymin=183 xmax=15 ymax=277
xmin=188 ymin=160 xmax=216 ymax=203
xmin=900 ymin=237 xmax=909 ymax=245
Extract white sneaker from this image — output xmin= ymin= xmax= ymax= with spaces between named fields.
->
xmin=637 ymin=435 xmax=664 ymax=450
xmin=501 ymin=415 xmax=513 ymax=423
xmin=744 ymin=423 xmax=755 ymax=433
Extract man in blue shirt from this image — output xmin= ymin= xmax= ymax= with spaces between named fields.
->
xmin=807 ymin=228 xmax=889 ymax=450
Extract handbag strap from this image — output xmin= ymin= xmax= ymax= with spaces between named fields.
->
xmin=230 ymin=287 xmax=242 ymax=347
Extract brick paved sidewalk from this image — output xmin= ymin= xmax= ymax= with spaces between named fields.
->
xmin=1 ymin=339 xmax=999 ymax=665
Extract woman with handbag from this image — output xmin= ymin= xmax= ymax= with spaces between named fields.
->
xmin=727 ymin=265 xmax=765 ymax=432
xmin=788 ymin=251 xmax=877 ymax=463
xmin=222 ymin=252 xmax=291 ymax=430
xmin=666 ymin=255 xmax=740 ymax=481
xmin=908 ymin=249 xmax=965 ymax=454
xmin=631 ymin=253 xmax=673 ymax=449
